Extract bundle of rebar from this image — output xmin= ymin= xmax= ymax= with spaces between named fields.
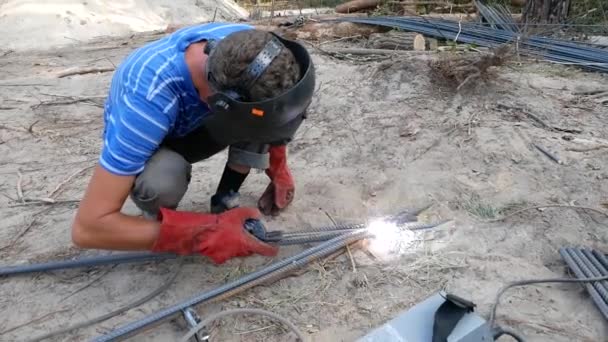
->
xmin=560 ymin=247 xmax=608 ymax=320
xmin=331 ymin=16 xmax=608 ymax=73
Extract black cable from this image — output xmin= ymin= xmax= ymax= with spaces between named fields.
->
xmin=493 ymin=326 xmax=526 ymax=342
xmin=24 ymin=260 xmax=183 ymax=342
xmin=179 ymin=308 xmax=304 ymax=342
xmin=489 ymin=274 xmax=608 ymax=327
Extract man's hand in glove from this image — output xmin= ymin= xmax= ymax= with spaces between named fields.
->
xmin=258 ymin=145 xmax=295 ymax=216
xmin=150 ymin=207 xmax=278 ymax=264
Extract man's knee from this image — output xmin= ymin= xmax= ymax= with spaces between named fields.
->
xmin=130 ymin=148 xmax=192 ymax=217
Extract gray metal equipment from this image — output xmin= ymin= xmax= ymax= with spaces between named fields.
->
xmin=358 ymin=291 xmax=494 ymax=342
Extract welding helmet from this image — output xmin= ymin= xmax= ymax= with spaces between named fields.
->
xmin=201 ymin=31 xmax=315 ymax=145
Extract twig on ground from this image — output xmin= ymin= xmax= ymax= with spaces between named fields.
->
xmin=0 ymin=124 xmax=29 ymax=133
xmin=24 ymin=260 xmax=183 ymax=342
xmin=346 ymin=245 xmax=357 ymax=273
xmin=0 ymin=208 xmax=52 ymax=251
xmin=411 ymin=139 xmax=440 ymax=161
xmin=522 ymin=109 xmax=551 ymax=129
xmin=31 ymin=96 xmax=105 ymax=109
xmin=0 ymin=309 xmax=71 ymax=335
xmin=467 ymin=112 xmax=479 ymax=135
xmin=0 ymin=106 xmax=16 ymax=110
xmin=572 ymin=89 xmax=608 ymax=96
xmin=484 ymin=205 xmax=608 ymax=223
xmin=323 ymin=210 xmax=338 ymax=226
xmin=0 ymin=219 xmax=37 ymax=252
xmin=104 ymin=57 xmax=116 ymax=68
xmin=61 ymin=266 xmax=117 ymax=301
xmin=236 ymin=324 xmax=277 ymax=335
xmin=456 ymin=71 xmax=481 ymax=91
xmin=9 ymin=198 xmax=80 ymax=207
xmin=57 ymin=66 xmax=114 ymax=78
xmin=16 ymin=171 xmax=24 ymax=202
xmin=0 ymin=83 xmax=50 ymax=87
xmin=48 ymin=164 xmax=95 ymax=198
xmin=564 ymin=137 xmax=608 ymax=152
xmin=27 ymin=121 xmax=39 ymax=133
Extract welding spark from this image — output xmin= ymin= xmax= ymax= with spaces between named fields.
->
xmin=366 ymin=219 xmax=417 ymax=260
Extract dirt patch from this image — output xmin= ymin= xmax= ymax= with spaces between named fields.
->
xmin=1 ymin=27 xmax=608 ymax=342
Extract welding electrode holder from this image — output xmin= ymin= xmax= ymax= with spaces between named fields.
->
xmin=244 ymin=219 xmax=283 ymax=243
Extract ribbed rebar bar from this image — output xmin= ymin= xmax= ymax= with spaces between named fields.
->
xmin=92 ymin=231 xmax=369 ymax=342
xmin=331 ymin=16 xmax=608 ymax=73
xmin=559 ymin=248 xmax=608 ymax=319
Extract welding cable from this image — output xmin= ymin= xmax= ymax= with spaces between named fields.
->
xmin=179 ymin=308 xmax=304 ymax=342
xmin=93 ymin=231 xmax=370 ymax=341
xmin=492 ymin=326 xmax=526 ymax=342
xmin=21 ymin=259 xmax=183 ymax=342
xmin=489 ymin=271 xmax=608 ymax=327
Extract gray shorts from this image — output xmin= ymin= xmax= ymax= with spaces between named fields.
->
xmin=130 ymin=129 xmax=270 ymax=218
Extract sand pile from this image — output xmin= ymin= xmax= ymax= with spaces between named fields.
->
xmin=0 ymin=0 xmax=249 ymax=52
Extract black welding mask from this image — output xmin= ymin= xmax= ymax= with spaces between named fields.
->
xmin=201 ymin=31 xmax=315 ymax=146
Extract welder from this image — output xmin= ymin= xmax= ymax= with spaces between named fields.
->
xmin=70 ymin=22 xmax=315 ymax=264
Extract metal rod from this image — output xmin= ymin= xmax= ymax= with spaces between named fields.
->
xmin=568 ymin=248 xmax=608 ymax=302
xmin=0 ymin=231 xmax=351 ymax=277
xmin=92 ymin=231 xmax=370 ymax=341
xmin=592 ymin=250 xmax=608 ymax=272
xmin=559 ymin=248 xmax=608 ymax=319
xmin=580 ymin=249 xmax=608 ymax=288
xmin=0 ymin=252 xmax=177 ymax=277
xmin=331 ymin=16 xmax=608 ymax=73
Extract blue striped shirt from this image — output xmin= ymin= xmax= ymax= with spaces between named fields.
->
xmin=100 ymin=22 xmax=254 ymax=176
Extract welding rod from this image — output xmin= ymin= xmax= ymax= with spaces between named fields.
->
xmin=560 ymin=248 xmax=608 ymax=319
xmin=92 ymin=230 xmax=370 ymax=341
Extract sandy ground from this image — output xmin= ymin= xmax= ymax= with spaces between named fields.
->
xmin=1 ymin=11 xmax=608 ymax=342
xmin=0 ymin=0 xmax=248 ymax=52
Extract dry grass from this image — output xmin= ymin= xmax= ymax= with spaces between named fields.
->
xmin=428 ymin=44 xmax=512 ymax=91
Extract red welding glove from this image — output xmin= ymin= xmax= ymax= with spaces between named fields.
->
xmin=151 ymin=207 xmax=278 ymax=264
xmin=258 ymin=145 xmax=295 ymax=216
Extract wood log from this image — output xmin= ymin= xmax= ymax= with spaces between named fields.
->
xmin=335 ymin=0 xmax=382 ymax=13
xmin=368 ymin=31 xmax=440 ymax=51
xmin=369 ymin=31 xmax=417 ymax=49
xmin=326 ymin=47 xmax=427 ymax=55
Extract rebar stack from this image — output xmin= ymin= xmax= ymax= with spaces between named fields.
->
xmin=332 ymin=16 xmax=608 ymax=73
xmin=560 ymin=247 xmax=608 ymax=320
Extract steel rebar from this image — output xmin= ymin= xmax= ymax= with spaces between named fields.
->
xmin=559 ymin=248 xmax=608 ymax=319
xmin=0 ymin=252 xmax=177 ymax=277
xmin=331 ymin=16 xmax=608 ymax=73
xmin=92 ymin=231 xmax=370 ymax=341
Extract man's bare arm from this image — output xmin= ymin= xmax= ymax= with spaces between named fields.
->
xmin=71 ymin=165 xmax=160 ymax=250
